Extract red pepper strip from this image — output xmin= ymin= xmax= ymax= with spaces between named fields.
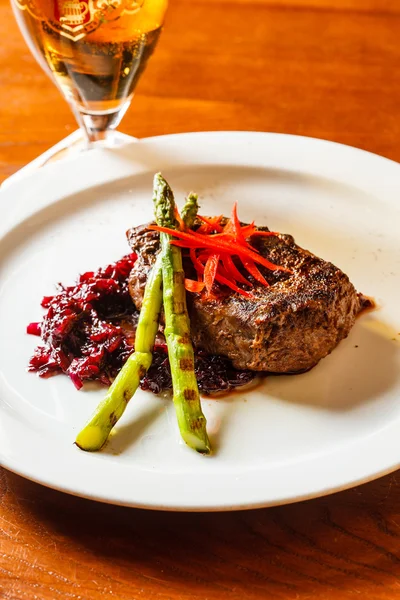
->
xmin=222 ymin=254 xmax=252 ymax=286
xmin=204 ymin=233 xmax=239 ymax=243
xmin=174 ymin=206 xmax=185 ymax=231
xmin=204 ymin=253 xmax=220 ymax=293
xmin=232 ymin=203 xmax=246 ymax=244
xmin=168 ymin=237 xmax=287 ymax=272
xmin=196 ymin=223 xmax=211 ymax=235
xmin=206 ymin=226 xmax=258 ymax=244
xmin=188 ymin=248 xmax=252 ymax=298
xmin=222 ymin=222 xmax=279 ymax=247
xmin=168 ymin=238 xmax=202 ymax=248
xmin=240 ymin=225 xmax=257 ymax=238
xmin=190 ymin=248 xmax=204 ymax=273
xmin=198 ymin=215 xmax=221 ymax=225
xmin=212 ymin=231 xmax=262 ymax=248
xmin=194 ymin=251 xmax=249 ymax=291
xmin=198 ymin=215 xmax=224 ymax=233
xmin=240 ymin=257 xmax=270 ymax=287
xmin=159 ymin=228 xmax=291 ymax=273
xmin=197 ymin=219 xmax=216 ymax=235
xmin=207 ymin=216 xmax=249 ymax=234
xmin=214 ymin=272 xmax=252 ymax=298
xmin=213 ymin=222 xmax=277 ymax=240
xmin=222 ymin=220 xmax=234 ymax=236
xmin=185 ymin=279 xmax=205 ymax=293
xmin=214 ymin=215 xmax=224 ymax=228
xmin=217 ymin=263 xmax=243 ymax=285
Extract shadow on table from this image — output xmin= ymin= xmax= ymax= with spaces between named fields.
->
xmin=4 ymin=469 xmax=400 ymax=598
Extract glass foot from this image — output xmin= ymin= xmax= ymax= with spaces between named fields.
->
xmin=41 ymin=129 xmax=136 ymax=166
xmin=2 ymin=130 xmax=137 ymax=189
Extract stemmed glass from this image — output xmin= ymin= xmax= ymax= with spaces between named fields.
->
xmin=11 ymin=0 xmax=168 ymax=160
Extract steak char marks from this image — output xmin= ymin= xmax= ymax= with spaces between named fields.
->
xmin=127 ymin=221 xmax=361 ymax=373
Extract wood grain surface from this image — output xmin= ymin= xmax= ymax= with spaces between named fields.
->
xmin=1 ymin=0 xmax=400 ymax=598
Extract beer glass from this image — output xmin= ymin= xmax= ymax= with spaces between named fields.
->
xmin=11 ymin=0 xmax=168 ymax=153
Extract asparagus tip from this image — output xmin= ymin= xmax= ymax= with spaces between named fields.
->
xmin=153 ymin=172 xmax=164 ymax=185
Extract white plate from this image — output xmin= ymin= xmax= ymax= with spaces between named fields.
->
xmin=0 ymin=131 xmax=399 ymax=511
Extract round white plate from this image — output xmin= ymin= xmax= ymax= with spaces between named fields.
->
xmin=0 ymin=131 xmax=399 ymax=511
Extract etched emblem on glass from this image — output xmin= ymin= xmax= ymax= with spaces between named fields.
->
xmin=13 ymin=0 xmax=146 ymax=41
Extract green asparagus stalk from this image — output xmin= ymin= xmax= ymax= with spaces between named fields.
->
xmin=153 ymin=173 xmax=211 ymax=454
xmin=75 ymin=253 xmax=163 ymax=451
xmin=75 ymin=189 xmax=201 ymax=452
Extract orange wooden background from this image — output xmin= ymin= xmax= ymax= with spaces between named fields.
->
xmin=1 ymin=1 xmax=400 ymax=598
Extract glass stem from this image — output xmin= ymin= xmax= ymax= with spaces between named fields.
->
xmin=71 ymin=100 xmax=132 ymax=148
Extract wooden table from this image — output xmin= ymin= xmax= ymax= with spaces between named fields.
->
xmin=1 ymin=0 xmax=400 ymax=598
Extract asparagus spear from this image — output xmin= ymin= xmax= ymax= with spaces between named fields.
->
xmin=75 ymin=253 xmax=164 ymax=451
xmin=154 ymin=173 xmax=211 ymax=454
xmin=75 ymin=188 xmax=201 ymax=452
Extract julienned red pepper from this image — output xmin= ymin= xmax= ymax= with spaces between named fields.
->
xmin=185 ymin=279 xmax=205 ymax=293
xmin=198 ymin=215 xmax=224 ymax=233
xmin=153 ymin=227 xmax=289 ymax=273
xmin=189 ymin=248 xmax=250 ymax=298
xmin=222 ymin=254 xmax=252 ymax=286
xmin=190 ymin=248 xmax=205 ymax=275
xmin=149 ymin=205 xmax=289 ymax=298
xmin=232 ymin=203 xmax=246 ymax=244
xmin=214 ymin=273 xmax=252 ymax=298
xmin=204 ymin=253 xmax=220 ymax=293
xmin=240 ymin=257 xmax=269 ymax=287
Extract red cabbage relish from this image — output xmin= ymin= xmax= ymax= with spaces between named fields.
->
xmin=27 ymin=254 xmax=255 ymax=395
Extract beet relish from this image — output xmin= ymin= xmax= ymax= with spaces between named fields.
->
xmin=28 ymin=254 xmax=255 ymax=395
xmin=28 ymin=254 xmax=138 ymax=389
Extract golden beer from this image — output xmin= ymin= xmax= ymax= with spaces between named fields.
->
xmin=12 ymin=0 xmax=167 ymax=115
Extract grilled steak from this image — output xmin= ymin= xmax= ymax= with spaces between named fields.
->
xmin=127 ymin=221 xmax=362 ymax=373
